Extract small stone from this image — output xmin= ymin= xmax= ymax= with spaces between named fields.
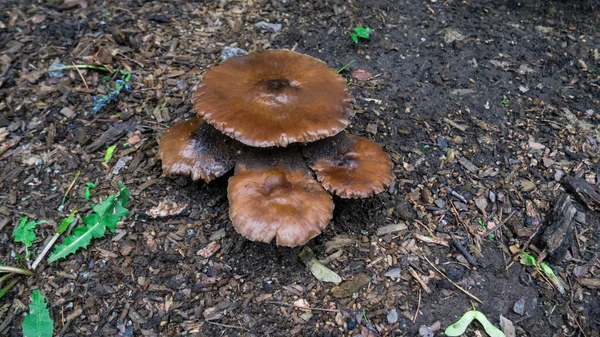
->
xmin=385 ymin=267 xmax=402 ymax=279
xmin=60 ymin=107 xmax=76 ymax=118
xmin=419 ymin=325 xmax=434 ymax=337
xmin=513 ymin=295 xmax=527 ymax=316
xmin=220 ymin=46 xmax=248 ymax=61
xmin=386 ymin=309 xmax=398 ymax=324
xmin=254 ymin=21 xmax=282 ymax=33
xmin=520 ymin=180 xmax=536 ymax=192
xmin=366 ymin=123 xmax=378 ymax=135
xmin=436 ymin=137 xmax=448 ymax=149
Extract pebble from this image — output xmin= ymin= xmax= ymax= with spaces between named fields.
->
xmin=220 ymin=46 xmax=248 ymax=61
xmin=366 ymin=123 xmax=378 ymax=135
xmin=60 ymin=107 xmax=75 ymax=118
xmin=386 ymin=309 xmax=398 ymax=324
xmin=254 ymin=21 xmax=282 ymax=33
xmin=436 ymin=137 xmax=448 ymax=149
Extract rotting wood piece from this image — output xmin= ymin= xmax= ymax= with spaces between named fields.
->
xmin=563 ymin=176 xmax=600 ymax=212
xmin=535 ymin=193 xmax=577 ymax=262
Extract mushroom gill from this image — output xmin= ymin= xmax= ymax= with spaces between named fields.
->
xmin=227 ymin=150 xmax=334 ymax=246
xmin=304 ymin=133 xmax=395 ymax=199
xmin=193 ymin=49 xmax=353 ymax=147
xmin=158 ymin=116 xmax=242 ymax=183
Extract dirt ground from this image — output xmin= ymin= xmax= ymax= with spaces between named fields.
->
xmin=1 ymin=0 xmax=599 ymax=336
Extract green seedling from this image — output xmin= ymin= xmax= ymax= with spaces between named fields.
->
xmin=85 ymin=182 xmax=97 ymax=201
xmin=22 ymin=289 xmax=54 ymax=337
xmin=478 ymin=218 xmax=495 ymax=240
xmin=103 ymin=144 xmax=117 ymax=165
xmin=519 ymin=252 xmax=565 ymax=294
xmin=445 ymin=310 xmax=505 ymax=337
xmin=48 ymin=182 xmax=130 ymax=263
xmin=337 ymin=59 xmax=356 ymax=73
xmin=350 ymin=27 xmax=373 ymax=44
xmin=12 ymin=217 xmax=45 ymax=261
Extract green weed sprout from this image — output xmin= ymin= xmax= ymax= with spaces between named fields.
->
xmin=350 ymin=27 xmax=373 ymax=44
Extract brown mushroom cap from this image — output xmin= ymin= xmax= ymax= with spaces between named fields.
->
xmin=158 ymin=116 xmax=241 ymax=183
xmin=193 ymin=49 xmax=353 ymax=147
xmin=227 ymin=150 xmax=334 ymax=246
xmin=304 ymin=133 xmax=395 ymax=199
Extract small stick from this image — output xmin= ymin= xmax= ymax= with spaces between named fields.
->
xmin=31 ymin=234 xmax=60 ymax=270
xmin=453 ymin=238 xmax=479 ymax=267
xmin=408 ymin=267 xmax=432 ymax=294
xmin=265 ymin=301 xmax=339 ymax=312
xmin=71 ymin=61 xmax=89 ymax=89
xmin=206 ymin=321 xmax=247 ymax=330
xmin=44 ymin=64 xmax=111 ymax=75
xmin=481 ymin=211 xmax=516 ymax=237
xmin=413 ymin=289 xmax=422 ymax=323
xmin=449 ymin=200 xmax=476 ymax=237
xmin=60 ymin=171 xmax=80 ymax=208
xmin=423 ymin=255 xmax=483 ymax=304
xmin=0 ymin=266 xmax=33 ymax=276
xmin=413 ymin=219 xmax=434 ymax=235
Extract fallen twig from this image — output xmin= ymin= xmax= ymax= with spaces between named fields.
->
xmin=481 ymin=211 xmax=516 ymax=237
xmin=413 ymin=288 xmax=422 ymax=323
xmin=206 ymin=321 xmax=247 ymax=330
xmin=408 ymin=267 xmax=432 ymax=294
xmin=265 ymin=301 xmax=339 ymax=312
xmin=423 ymin=255 xmax=483 ymax=304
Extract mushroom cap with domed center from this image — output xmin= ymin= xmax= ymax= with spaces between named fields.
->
xmin=193 ymin=49 xmax=353 ymax=147
xmin=227 ymin=150 xmax=334 ymax=246
xmin=304 ymin=133 xmax=395 ymax=199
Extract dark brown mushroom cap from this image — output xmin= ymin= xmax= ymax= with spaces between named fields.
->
xmin=158 ymin=116 xmax=241 ymax=183
xmin=227 ymin=150 xmax=334 ymax=246
xmin=304 ymin=133 xmax=395 ymax=199
xmin=193 ymin=49 xmax=353 ymax=147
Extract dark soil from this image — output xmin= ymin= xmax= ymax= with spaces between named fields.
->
xmin=1 ymin=0 xmax=599 ymax=336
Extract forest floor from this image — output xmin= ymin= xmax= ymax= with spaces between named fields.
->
xmin=1 ymin=0 xmax=599 ymax=336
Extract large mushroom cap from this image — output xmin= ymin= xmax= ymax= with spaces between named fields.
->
xmin=158 ymin=116 xmax=242 ymax=183
xmin=304 ymin=133 xmax=395 ymax=199
xmin=193 ymin=49 xmax=353 ymax=147
xmin=227 ymin=150 xmax=334 ymax=246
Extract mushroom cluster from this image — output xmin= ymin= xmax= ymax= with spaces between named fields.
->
xmin=159 ymin=50 xmax=394 ymax=246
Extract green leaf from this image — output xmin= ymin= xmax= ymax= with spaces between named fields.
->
xmin=22 ymin=289 xmax=54 ymax=337
xmin=519 ymin=252 xmax=537 ymax=267
xmin=48 ymin=184 xmax=130 ymax=263
xmin=299 ymin=247 xmax=342 ymax=284
xmin=445 ymin=310 xmax=505 ymax=337
xmin=350 ymin=33 xmax=358 ymax=44
xmin=540 ymin=262 xmax=566 ymax=294
xmin=57 ymin=208 xmax=77 ymax=234
xmin=353 ymin=27 xmax=372 ymax=39
xmin=103 ymin=144 xmax=117 ymax=164
xmin=85 ymin=182 xmax=97 ymax=189
xmin=85 ymin=187 xmax=91 ymax=201
xmin=12 ymin=217 xmax=38 ymax=248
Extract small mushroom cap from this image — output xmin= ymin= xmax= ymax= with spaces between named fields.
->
xmin=194 ymin=49 xmax=353 ymax=147
xmin=304 ymin=133 xmax=395 ymax=199
xmin=227 ymin=150 xmax=334 ymax=246
xmin=158 ymin=116 xmax=241 ymax=183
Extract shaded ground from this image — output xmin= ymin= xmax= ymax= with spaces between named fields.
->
xmin=1 ymin=0 xmax=599 ymax=336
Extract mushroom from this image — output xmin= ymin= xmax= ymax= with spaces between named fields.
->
xmin=304 ymin=133 xmax=395 ymax=199
xmin=227 ymin=149 xmax=334 ymax=246
xmin=159 ymin=49 xmax=395 ymax=247
xmin=193 ymin=49 xmax=353 ymax=147
xmin=158 ymin=116 xmax=242 ymax=183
